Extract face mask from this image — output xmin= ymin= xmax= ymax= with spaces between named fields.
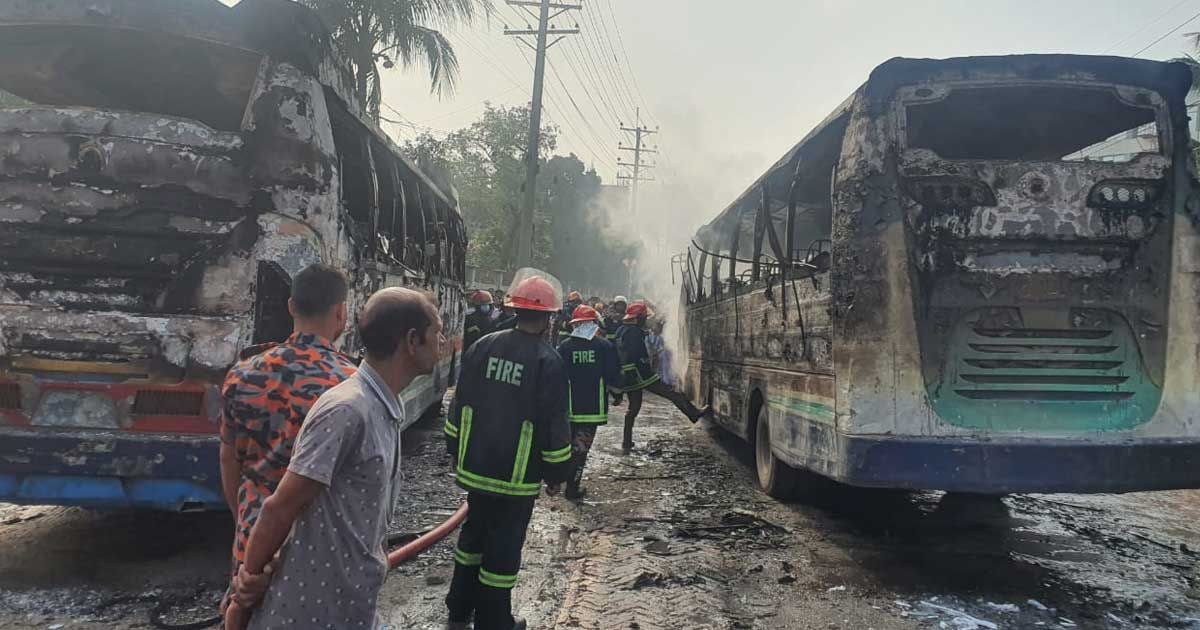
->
xmin=479 ymin=304 xmax=492 ymax=315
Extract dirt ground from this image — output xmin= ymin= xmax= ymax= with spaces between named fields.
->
xmin=3 ymin=396 xmax=1200 ymax=629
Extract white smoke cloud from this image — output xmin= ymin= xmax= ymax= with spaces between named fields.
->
xmin=588 ymin=105 xmax=768 ymax=383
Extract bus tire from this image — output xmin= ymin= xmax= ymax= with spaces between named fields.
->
xmin=754 ymin=404 xmax=798 ymax=499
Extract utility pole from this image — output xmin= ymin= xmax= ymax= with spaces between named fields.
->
xmin=618 ymin=109 xmax=656 ymax=216
xmin=506 ymin=0 xmax=580 ymax=268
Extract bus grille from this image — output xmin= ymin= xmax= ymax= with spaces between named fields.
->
xmin=929 ymin=310 xmax=1160 ymax=431
xmin=952 ymin=327 xmax=1135 ymax=402
xmin=0 ymin=383 xmax=20 ymax=410
xmin=132 ymin=390 xmax=205 ymax=417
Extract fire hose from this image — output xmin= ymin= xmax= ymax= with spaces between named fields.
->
xmin=165 ymin=503 xmax=468 ymax=629
xmin=387 ymin=502 xmax=469 ymax=568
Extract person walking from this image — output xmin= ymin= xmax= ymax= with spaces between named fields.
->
xmin=555 ymin=305 xmax=621 ymax=500
xmin=224 ymin=288 xmax=445 ymax=630
xmin=217 ymin=264 xmax=356 ymax=611
xmin=443 ymin=274 xmax=572 ymax=630
xmin=603 ymin=296 xmax=627 ymax=343
xmin=616 ymin=302 xmax=711 ymax=453
xmin=555 ymin=291 xmax=584 ymax=344
xmin=464 ymin=289 xmax=496 ymax=351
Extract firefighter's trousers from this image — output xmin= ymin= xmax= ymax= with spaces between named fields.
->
xmin=568 ymin=424 xmax=599 ymax=493
xmin=623 ymin=381 xmax=702 ymax=448
xmin=446 ymin=492 xmax=536 ymax=629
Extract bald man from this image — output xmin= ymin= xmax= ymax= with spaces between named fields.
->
xmin=225 ymin=288 xmax=446 ymax=630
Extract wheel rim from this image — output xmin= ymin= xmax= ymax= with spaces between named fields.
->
xmin=755 ymin=410 xmax=772 ymax=488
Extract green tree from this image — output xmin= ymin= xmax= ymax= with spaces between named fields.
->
xmin=405 ymin=104 xmax=637 ymax=293
xmin=301 ymin=0 xmax=490 ymax=120
xmin=543 ymin=155 xmax=638 ymax=292
xmin=0 ymin=89 xmax=28 ymax=108
xmin=407 ymin=103 xmax=555 ymax=271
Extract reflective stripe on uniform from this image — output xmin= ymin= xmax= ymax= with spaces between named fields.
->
xmin=458 ymin=406 xmax=473 ymax=464
xmin=512 ymin=421 xmax=533 ymax=484
xmin=456 ymin=467 xmax=542 ymax=496
xmin=568 ymin=376 xmax=608 ymax=423
xmin=541 ymin=444 xmax=571 ymax=463
xmin=454 ymin=548 xmax=482 ymax=566
xmin=454 ymin=406 xmax=542 ymax=496
xmin=620 ymin=364 xmax=660 ymax=392
xmin=569 ymin=414 xmax=608 ymax=423
xmin=444 ymin=419 xmax=459 ymax=438
xmin=479 ymin=568 xmax=519 ymax=589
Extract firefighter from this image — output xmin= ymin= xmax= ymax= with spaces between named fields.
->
xmin=444 ymin=274 xmax=572 ymax=630
xmin=603 ymin=295 xmax=627 ymax=342
xmin=555 ymin=305 xmax=621 ymax=500
xmin=616 ymin=302 xmax=711 ymax=453
xmin=556 ymin=291 xmax=584 ymax=342
xmin=463 ymin=290 xmax=495 ymax=351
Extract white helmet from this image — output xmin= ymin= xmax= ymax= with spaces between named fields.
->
xmin=613 ymin=295 xmax=628 ymax=304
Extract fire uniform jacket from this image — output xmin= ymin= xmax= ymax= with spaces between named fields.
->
xmin=557 ymin=301 xmax=582 ymax=335
xmin=602 ymin=315 xmax=623 ymax=343
xmin=556 ymin=335 xmax=621 ymax=425
xmin=463 ymin=309 xmax=494 ymax=351
xmin=615 ymin=324 xmax=661 ymax=392
xmin=445 ymin=329 xmax=572 ymax=497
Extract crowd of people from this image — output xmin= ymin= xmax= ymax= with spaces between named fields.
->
xmin=216 ymin=265 xmax=708 ymax=629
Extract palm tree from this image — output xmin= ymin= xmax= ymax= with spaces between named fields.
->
xmin=301 ymin=0 xmax=490 ymax=121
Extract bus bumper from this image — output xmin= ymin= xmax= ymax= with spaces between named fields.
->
xmin=839 ymin=435 xmax=1200 ymax=494
xmin=0 ymin=427 xmax=224 ymax=511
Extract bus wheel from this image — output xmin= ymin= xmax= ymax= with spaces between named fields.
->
xmin=754 ymin=405 xmax=797 ymax=499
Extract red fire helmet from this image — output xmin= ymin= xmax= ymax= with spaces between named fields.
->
xmin=570 ymin=305 xmax=601 ymax=325
xmin=623 ymin=302 xmax=652 ymax=322
xmin=470 ymin=290 xmax=493 ymax=306
xmin=505 ymin=276 xmax=560 ymax=312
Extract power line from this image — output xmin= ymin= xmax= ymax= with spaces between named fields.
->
xmin=414 ymin=83 xmax=528 ymax=125
xmin=545 ymin=59 xmax=620 ymax=162
xmin=583 ymin=1 xmax=645 ymax=123
xmin=1104 ymin=0 xmax=1193 ymax=54
xmin=559 ymin=28 xmax=628 ymax=125
xmin=576 ymin=7 xmax=640 ymax=121
xmin=597 ymin=0 xmax=659 ymax=127
xmin=503 ymin=0 xmax=583 ymax=267
xmin=558 ymin=39 xmax=625 ymax=128
xmin=513 ymin=40 xmax=617 ymax=171
xmin=1132 ymin=8 xmax=1200 ymax=57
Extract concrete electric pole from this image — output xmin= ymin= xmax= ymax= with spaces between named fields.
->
xmin=506 ymin=0 xmax=580 ymax=268
xmin=617 ymin=110 xmax=656 ymax=215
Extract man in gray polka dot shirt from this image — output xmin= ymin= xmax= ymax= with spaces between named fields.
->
xmin=225 ymin=288 xmax=445 ymax=630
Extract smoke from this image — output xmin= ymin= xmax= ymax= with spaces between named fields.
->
xmin=588 ymin=106 xmax=767 ymax=384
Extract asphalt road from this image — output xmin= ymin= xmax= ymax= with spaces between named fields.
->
xmin=3 ymin=397 xmax=1200 ymax=629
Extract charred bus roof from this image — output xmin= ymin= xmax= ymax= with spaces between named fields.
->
xmin=696 ymin=54 xmax=1194 ymax=249
xmin=0 ymin=0 xmax=459 ymax=213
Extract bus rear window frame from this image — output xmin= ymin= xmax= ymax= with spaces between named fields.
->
xmin=894 ymin=81 xmax=1172 ymax=164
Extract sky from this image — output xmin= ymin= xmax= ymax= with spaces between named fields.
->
xmin=378 ymin=0 xmax=1200 ymax=213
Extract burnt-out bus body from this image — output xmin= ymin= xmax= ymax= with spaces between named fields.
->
xmin=678 ymin=55 xmax=1200 ymax=496
xmin=0 ymin=0 xmax=466 ymax=511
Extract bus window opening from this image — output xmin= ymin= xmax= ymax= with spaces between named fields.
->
xmin=905 ymin=85 xmax=1161 ymax=163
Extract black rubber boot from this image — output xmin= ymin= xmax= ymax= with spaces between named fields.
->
xmin=565 ymin=484 xmax=588 ymax=500
xmin=445 ymin=563 xmax=479 ymax=627
xmin=475 ymin=585 xmax=517 ymax=630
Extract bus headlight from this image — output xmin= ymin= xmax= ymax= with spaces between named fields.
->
xmin=903 ymin=176 xmax=997 ymax=209
xmin=1088 ymin=180 xmax=1161 ymax=210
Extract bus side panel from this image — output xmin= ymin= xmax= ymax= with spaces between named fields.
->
xmin=757 ymin=368 xmax=839 ymax=479
xmin=684 ymin=273 xmax=833 ymax=443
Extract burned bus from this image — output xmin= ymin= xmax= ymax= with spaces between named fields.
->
xmin=677 ymin=55 xmax=1200 ymax=497
xmin=0 ymin=0 xmax=466 ymax=511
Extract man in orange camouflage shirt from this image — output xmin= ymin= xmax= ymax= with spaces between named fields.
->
xmin=218 ymin=264 xmax=357 ymax=595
